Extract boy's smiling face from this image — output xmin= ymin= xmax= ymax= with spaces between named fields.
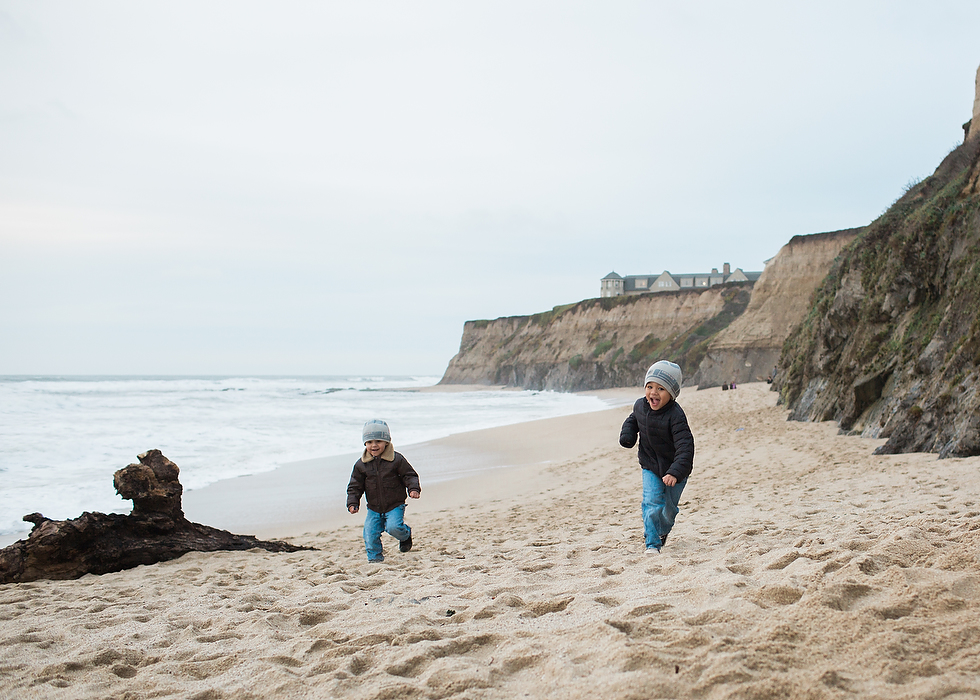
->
xmin=365 ymin=439 xmax=388 ymax=457
xmin=645 ymin=381 xmax=673 ymax=411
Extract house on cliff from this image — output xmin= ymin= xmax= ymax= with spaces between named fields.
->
xmin=600 ymin=263 xmax=761 ymax=298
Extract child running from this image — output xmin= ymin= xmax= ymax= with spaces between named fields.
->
xmin=619 ymin=360 xmax=695 ymax=554
xmin=346 ymin=419 xmax=421 ymax=562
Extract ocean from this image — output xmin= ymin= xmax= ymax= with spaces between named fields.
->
xmin=0 ymin=375 xmax=610 ymax=538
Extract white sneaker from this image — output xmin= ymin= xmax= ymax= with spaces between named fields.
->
xmin=645 ymin=547 xmax=661 ymax=555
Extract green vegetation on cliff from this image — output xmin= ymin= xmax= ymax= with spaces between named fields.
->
xmin=776 ymin=135 xmax=980 ymax=457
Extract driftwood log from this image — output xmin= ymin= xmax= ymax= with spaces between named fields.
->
xmin=0 ymin=450 xmax=313 ymax=584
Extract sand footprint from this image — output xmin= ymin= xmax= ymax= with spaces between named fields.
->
xmin=763 ymin=550 xmax=802 ymax=570
xmin=195 ymin=632 xmax=243 ymax=643
xmin=725 ymin=563 xmax=753 ymax=575
xmin=627 ymin=603 xmax=671 ymax=617
xmin=746 ymin=585 xmax=804 ymax=608
xmin=263 ymin=654 xmax=305 ymax=669
xmin=385 ymin=652 xmax=432 ymax=678
xmin=818 ymin=581 xmax=876 ymax=611
xmin=520 ymin=596 xmax=574 ymax=618
xmin=592 ymin=595 xmax=622 ymax=607
xmin=518 ymin=562 xmax=554 ymax=573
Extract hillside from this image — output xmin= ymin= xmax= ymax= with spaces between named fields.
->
xmin=775 ymin=65 xmax=980 ymax=457
xmin=440 ymin=283 xmax=753 ymax=391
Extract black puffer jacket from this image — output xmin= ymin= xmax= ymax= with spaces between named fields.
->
xmin=619 ymin=397 xmax=695 ymax=482
xmin=347 ymin=443 xmax=421 ymax=514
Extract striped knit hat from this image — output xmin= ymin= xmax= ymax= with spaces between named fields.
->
xmin=362 ymin=419 xmax=391 ymax=444
xmin=644 ymin=361 xmax=682 ymax=399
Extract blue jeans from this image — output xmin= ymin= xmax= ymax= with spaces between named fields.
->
xmin=363 ymin=504 xmax=411 ymax=562
xmin=641 ymin=469 xmax=686 ymax=550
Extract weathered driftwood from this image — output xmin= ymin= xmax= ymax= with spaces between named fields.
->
xmin=0 ymin=450 xmax=313 ymax=584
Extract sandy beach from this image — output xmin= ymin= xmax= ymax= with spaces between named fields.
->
xmin=3 ymin=382 xmax=980 ymax=699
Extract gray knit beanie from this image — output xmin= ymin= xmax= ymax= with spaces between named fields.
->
xmin=362 ymin=419 xmax=391 ymax=444
xmin=644 ymin=360 xmax=682 ymax=399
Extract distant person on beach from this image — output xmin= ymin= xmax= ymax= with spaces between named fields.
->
xmin=619 ymin=360 xmax=695 ymax=555
xmin=347 ymin=419 xmax=421 ymax=562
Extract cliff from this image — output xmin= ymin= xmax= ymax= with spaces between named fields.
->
xmin=440 ymin=283 xmax=753 ymax=391
xmin=693 ymin=228 xmax=860 ymax=387
xmin=441 ymin=227 xmax=856 ymax=393
xmin=776 ymin=64 xmax=980 ymax=458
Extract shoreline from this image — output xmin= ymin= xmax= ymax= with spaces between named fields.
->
xmin=0 ymin=387 xmax=638 ymax=547
xmin=180 ymin=387 xmax=638 ymax=539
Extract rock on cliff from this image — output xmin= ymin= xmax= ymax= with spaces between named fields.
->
xmin=440 ymin=283 xmax=753 ymax=391
xmin=776 ymin=64 xmax=980 ymax=457
xmin=693 ymin=228 xmax=860 ymax=388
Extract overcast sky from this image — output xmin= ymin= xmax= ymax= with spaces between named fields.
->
xmin=2 ymin=2 xmax=978 ymax=376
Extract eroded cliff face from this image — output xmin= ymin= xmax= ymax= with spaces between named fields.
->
xmin=693 ymin=228 xmax=861 ymax=388
xmin=442 ymin=226 xmax=858 ymax=393
xmin=440 ymin=284 xmax=753 ymax=391
xmin=776 ymin=89 xmax=980 ymax=457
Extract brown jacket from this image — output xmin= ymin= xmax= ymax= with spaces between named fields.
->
xmin=346 ymin=443 xmax=421 ymax=514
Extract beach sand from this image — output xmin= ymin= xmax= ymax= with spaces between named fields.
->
xmin=2 ymin=383 xmax=980 ymax=699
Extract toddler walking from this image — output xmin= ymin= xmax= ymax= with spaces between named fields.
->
xmin=347 ymin=419 xmax=421 ymax=562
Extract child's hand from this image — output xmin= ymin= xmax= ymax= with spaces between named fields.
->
xmin=662 ymin=474 xmax=677 ymax=487
xmin=409 ymin=490 xmax=420 ymax=499
xmin=348 ymin=505 xmax=359 ymax=514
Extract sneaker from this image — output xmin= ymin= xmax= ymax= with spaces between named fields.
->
xmin=645 ymin=547 xmax=661 ymax=555
xmin=399 ymin=535 xmax=413 ymax=553
xmin=661 ymin=534 xmax=668 ymax=547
